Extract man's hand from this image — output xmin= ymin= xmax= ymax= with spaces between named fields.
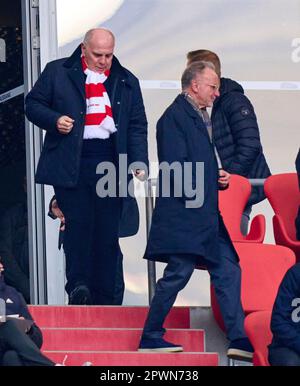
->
xmin=57 ymin=115 xmax=74 ymax=134
xmin=51 ymin=199 xmax=66 ymax=231
xmin=218 ymin=169 xmax=230 ymax=189
xmin=134 ymin=169 xmax=147 ymax=181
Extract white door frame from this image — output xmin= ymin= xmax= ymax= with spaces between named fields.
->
xmin=22 ymin=0 xmax=65 ymax=304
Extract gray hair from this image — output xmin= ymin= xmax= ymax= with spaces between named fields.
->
xmin=83 ymin=28 xmax=115 ymax=46
xmin=181 ymin=61 xmax=215 ymax=90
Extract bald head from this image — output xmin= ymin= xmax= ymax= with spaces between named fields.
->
xmin=81 ymin=28 xmax=115 ymax=73
xmin=83 ymin=28 xmax=115 ymax=47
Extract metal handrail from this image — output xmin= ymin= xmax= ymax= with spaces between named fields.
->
xmin=144 ymin=180 xmax=156 ymax=304
xmin=144 ymin=177 xmax=266 ymax=304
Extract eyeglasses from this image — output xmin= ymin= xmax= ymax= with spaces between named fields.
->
xmin=207 ymin=83 xmax=220 ymax=92
xmin=196 ymin=80 xmax=220 ymax=92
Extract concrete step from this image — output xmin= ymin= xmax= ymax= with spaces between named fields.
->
xmin=29 ymin=305 xmax=219 ymax=367
xmin=45 ymin=351 xmax=219 ymax=366
xmin=41 ymin=328 xmax=204 ymax=352
xmin=29 ymin=305 xmax=190 ymax=328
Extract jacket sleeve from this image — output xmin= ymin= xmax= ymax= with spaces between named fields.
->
xmin=18 ymin=293 xmax=43 ymax=348
xmin=25 ymin=62 xmax=62 ymax=135
xmin=127 ymin=78 xmax=149 ymax=170
xmin=270 ymin=268 xmax=300 ymax=354
xmin=222 ymin=92 xmax=262 ymax=176
xmin=27 ymin=323 xmax=43 ymax=349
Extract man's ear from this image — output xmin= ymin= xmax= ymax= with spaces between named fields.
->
xmin=190 ymin=78 xmax=199 ymax=93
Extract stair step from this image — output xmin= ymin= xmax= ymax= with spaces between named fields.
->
xmin=29 ymin=306 xmax=190 ymax=328
xmin=45 ymin=351 xmax=218 ymax=366
xmin=41 ymin=328 xmax=204 ymax=352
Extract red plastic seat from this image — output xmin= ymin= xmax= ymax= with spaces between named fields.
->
xmin=264 ymin=173 xmax=300 ymax=261
xmin=210 ymin=242 xmax=296 ymax=331
xmin=219 ymin=174 xmax=265 ymax=243
xmin=244 ymin=310 xmax=272 ymax=366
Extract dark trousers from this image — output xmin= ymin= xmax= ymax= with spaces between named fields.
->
xmin=142 ymin=236 xmax=246 ymax=342
xmin=208 ymin=234 xmax=246 ymax=340
xmin=114 ymin=248 xmax=125 ymax=305
xmin=0 ymin=320 xmax=54 ymax=366
xmin=241 ymin=205 xmax=252 ymax=236
xmin=54 ymin=139 xmax=123 ymax=305
xmin=269 ymin=346 xmax=300 ymax=366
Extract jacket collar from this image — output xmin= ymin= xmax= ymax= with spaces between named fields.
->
xmin=175 ymin=94 xmax=210 ymax=141
xmin=63 ymin=45 xmax=128 ymax=79
xmin=63 ymin=45 xmax=129 ymax=100
xmin=175 ymin=93 xmax=203 ymax=120
xmin=63 ymin=45 xmax=82 ymax=69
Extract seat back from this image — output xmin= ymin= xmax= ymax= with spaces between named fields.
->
xmin=244 ymin=310 xmax=272 ymax=366
xmin=210 ymin=243 xmax=295 ymax=331
xmin=264 ymin=173 xmax=300 ymax=241
xmin=218 ymin=174 xmax=251 ymax=241
xmin=236 ymin=243 xmax=295 ymax=312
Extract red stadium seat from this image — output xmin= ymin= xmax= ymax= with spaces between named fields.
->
xmin=210 ymin=242 xmax=296 ymax=332
xmin=264 ymin=173 xmax=300 ymax=261
xmin=219 ymin=174 xmax=265 ymax=243
xmin=244 ymin=310 xmax=272 ymax=366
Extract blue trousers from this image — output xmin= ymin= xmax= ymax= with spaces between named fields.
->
xmin=0 ymin=319 xmax=54 ymax=366
xmin=142 ymin=235 xmax=246 ymax=342
xmin=54 ymin=139 xmax=123 ymax=305
xmin=269 ymin=346 xmax=300 ymax=366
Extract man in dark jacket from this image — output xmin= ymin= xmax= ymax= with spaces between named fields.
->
xmin=0 ymin=259 xmax=55 ymax=366
xmin=138 ymin=62 xmax=253 ymax=361
xmin=187 ymin=50 xmax=271 ymax=234
xmin=268 ymin=262 xmax=300 ymax=366
xmin=0 ymin=201 xmax=30 ymax=303
xmin=25 ymin=28 xmax=148 ymax=305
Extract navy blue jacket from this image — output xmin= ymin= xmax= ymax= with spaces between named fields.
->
xmin=211 ymin=78 xmax=271 ymax=205
xmin=145 ymin=94 xmax=235 ymax=264
xmin=269 ymin=263 xmax=300 ymax=355
xmin=0 ymin=202 xmax=30 ymax=302
xmin=0 ymin=276 xmax=42 ymax=349
xmin=25 ymin=46 xmax=148 ymax=237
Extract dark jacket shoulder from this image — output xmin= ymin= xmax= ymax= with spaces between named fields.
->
xmin=212 ymin=77 xmax=271 ymax=205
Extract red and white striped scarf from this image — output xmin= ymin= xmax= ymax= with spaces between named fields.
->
xmin=81 ymin=56 xmax=117 ymax=139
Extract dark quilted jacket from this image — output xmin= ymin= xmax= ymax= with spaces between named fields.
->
xmin=211 ymin=78 xmax=271 ymax=205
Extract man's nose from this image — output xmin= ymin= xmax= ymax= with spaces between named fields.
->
xmin=215 ymin=89 xmax=220 ymax=97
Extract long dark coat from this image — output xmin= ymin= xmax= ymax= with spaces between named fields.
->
xmin=25 ymin=46 xmax=148 ymax=237
xmin=145 ymin=94 xmax=235 ymax=264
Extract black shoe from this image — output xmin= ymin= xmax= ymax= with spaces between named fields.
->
xmin=227 ymin=338 xmax=254 ymax=362
xmin=69 ymin=285 xmax=92 ymax=305
xmin=138 ymin=337 xmax=183 ymax=353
